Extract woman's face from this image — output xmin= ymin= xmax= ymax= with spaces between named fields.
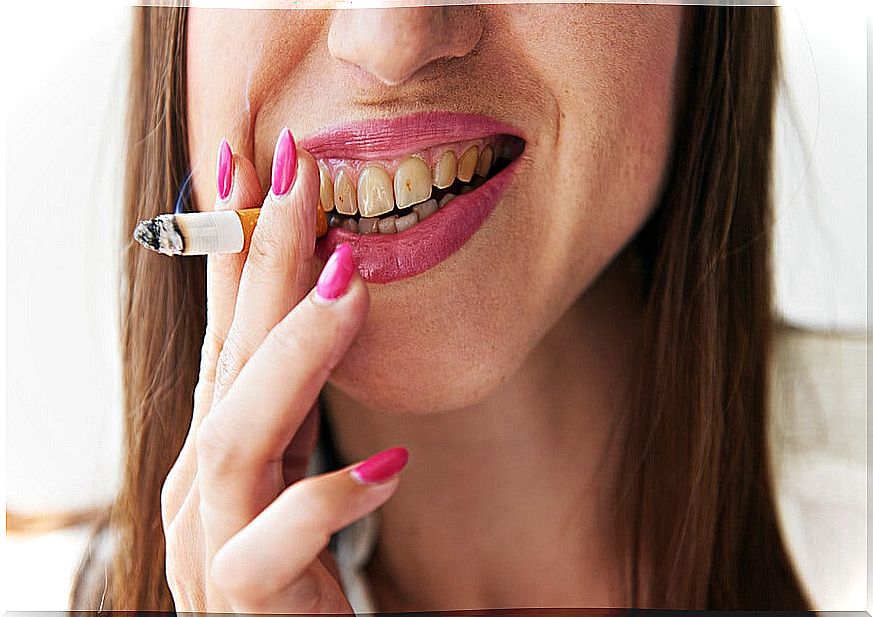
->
xmin=186 ymin=5 xmax=683 ymax=413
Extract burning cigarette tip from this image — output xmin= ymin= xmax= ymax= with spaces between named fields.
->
xmin=133 ymin=215 xmax=184 ymax=256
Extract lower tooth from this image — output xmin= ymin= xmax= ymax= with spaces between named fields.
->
xmin=342 ymin=218 xmax=358 ymax=233
xmin=328 ymin=213 xmax=343 ymax=227
xmin=414 ymin=199 xmax=438 ymax=220
xmin=460 ymin=185 xmax=473 ymax=195
xmin=438 ymin=193 xmax=455 ymax=207
xmin=395 ymin=211 xmax=419 ymax=233
xmin=377 ymin=215 xmax=397 ymax=234
xmin=358 ymin=217 xmax=378 ymax=234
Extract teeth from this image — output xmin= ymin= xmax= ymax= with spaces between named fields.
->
xmin=357 ymin=165 xmax=395 ymax=217
xmin=316 ymin=137 xmax=512 ymax=235
xmin=334 ymin=170 xmax=357 ymax=215
xmin=475 ymin=145 xmax=493 ymax=177
xmin=395 ymin=210 xmax=419 ymax=233
xmin=318 ymin=160 xmax=334 ymax=211
xmin=394 ymin=156 xmax=432 ymax=209
xmin=413 ymin=198 xmax=438 ymax=221
xmin=327 ymin=194 xmax=444 ymax=237
xmin=438 ymin=193 xmax=456 ymax=207
xmin=433 ymin=150 xmax=458 ymax=189
xmin=377 ymin=215 xmax=397 ymax=234
xmin=456 ymin=146 xmax=479 ymax=183
xmin=358 ymin=216 xmax=378 ymax=235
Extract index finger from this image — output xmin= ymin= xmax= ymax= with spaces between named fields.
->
xmin=211 ymin=129 xmax=322 ymax=406
xmin=197 ymin=257 xmax=369 ymax=556
xmin=164 ymin=141 xmax=266 ymax=519
xmin=197 ymin=144 xmax=265 ymax=423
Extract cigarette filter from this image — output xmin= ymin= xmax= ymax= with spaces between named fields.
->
xmin=134 ymin=206 xmax=328 ymax=256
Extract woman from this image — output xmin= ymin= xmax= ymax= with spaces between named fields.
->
xmin=72 ymin=3 xmax=810 ymax=612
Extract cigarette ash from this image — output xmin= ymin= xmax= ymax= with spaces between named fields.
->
xmin=133 ymin=214 xmax=184 ymax=256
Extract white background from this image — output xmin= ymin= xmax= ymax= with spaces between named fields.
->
xmin=2 ymin=0 xmax=869 ymax=613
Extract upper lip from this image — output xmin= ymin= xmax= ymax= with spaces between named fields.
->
xmin=298 ymin=111 xmax=524 ymax=160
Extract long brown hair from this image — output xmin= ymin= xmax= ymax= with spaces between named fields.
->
xmin=72 ymin=5 xmax=810 ymax=611
xmin=618 ymin=8 xmax=809 ymax=608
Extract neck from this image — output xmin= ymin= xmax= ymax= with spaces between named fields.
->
xmin=321 ymin=249 xmax=646 ymax=612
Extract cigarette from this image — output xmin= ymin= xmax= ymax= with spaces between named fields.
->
xmin=133 ymin=206 xmax=328 ymax=256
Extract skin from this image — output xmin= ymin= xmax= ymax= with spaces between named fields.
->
xmin=166 ymin=4 xmax=683 ymax=612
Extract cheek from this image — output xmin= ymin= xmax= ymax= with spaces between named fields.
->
xmin=186 ymin=11 xmax=254 ymax=211
xmin=186 ymin=10 xmax=318 ymax=210
xmin=543 ymin=7 xmax=682 ymax=299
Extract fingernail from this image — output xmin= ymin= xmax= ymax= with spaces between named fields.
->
xmin=216 ymin=138 xmax=234 ymax=201
xmin=316 ymin=243 xmax=355 ymax=301
xmin=271 ymin=127 xmax=297 ymax=196
xmin=350 ymin=446 xmax=409 ymax=485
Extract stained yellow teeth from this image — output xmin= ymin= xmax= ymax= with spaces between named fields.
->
xmin=319 ymin=134 xmax=526 ymax=236
xmin=456 ymin=146 xmax=479 ymax=183
xmin=433 ymin=150 xmax=458 ymax=189
xmin=475 ymin=145 xmax=493 ymax=177
xmin=318 ymin=160 xmax=334 ymax=212
xmin=394 ymin=156 xmax=432 ymax=209
xmin=357 ymin=164 xmax=394 ymax=217
xmin=333 ymin=169 xmax=357 ymax=215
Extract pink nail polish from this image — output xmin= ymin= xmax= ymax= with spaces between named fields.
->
xmin=350 ymin=447 xmax=409 ymax=485
xmin=216 ymin=138 xmax=234 ymax=201
xmin=271 ymin=127 xmax=297 ymax=196
xmin=316 ymin=243 xmax=355 ymax=300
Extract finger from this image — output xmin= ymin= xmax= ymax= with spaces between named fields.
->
xmin=194 ymin=148 xmax=264 ymax=426
xmin=197 ymin=256 xmax=368 ymax=553
xmin=164 ymin=142 xmax=265 ymax=522
xmin=282 ymin=401 xmax=321 ymax=487
xmin=212 ymin=128 xmax=321 ymax=405
xmin=210 ymin=448 xmax=408 ymax=609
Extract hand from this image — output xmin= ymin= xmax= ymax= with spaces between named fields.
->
xmin=159 ymin=131 xmax=408 ymax=614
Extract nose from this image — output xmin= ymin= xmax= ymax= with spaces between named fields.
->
xmin=327 ymin=7 xmax=483 ymax=86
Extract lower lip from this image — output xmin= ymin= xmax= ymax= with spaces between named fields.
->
xmin=315 ymin=157 xmax=521 ymax=284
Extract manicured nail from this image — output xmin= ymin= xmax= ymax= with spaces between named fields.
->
xmin=316 ymin=243 xmax=355 ymax=300
xmin=216 ymin=138 xmax=234 ymax=201
xmin=350 ymin=446 xmax=409 ymax=485
xmin=271 ymin=127 xmax=297 ymax=196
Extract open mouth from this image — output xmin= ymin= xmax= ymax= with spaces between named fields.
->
xmin=316 ymin=135 xmax=525 ymax=235
xmin=305 ymin=112 xmax=526 ymax=284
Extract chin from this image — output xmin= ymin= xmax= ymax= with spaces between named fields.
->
xmin=326 ymin=301 xmax=527 ymax=415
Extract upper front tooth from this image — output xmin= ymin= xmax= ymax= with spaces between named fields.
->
xmin=433 ymin=150 xmax=457 ymax=189
xmin=394 ymin=157 xmax=432 ymax=209
xmin=357 ymin=165 xmax=394 ymax=217
xmin=334 ymin=169 xmax=357 ymax=215
xmin=456 ymin=146 xmax=479 ymax=182
xmin=475 ymin=145 xmax=494 ymax=177
xmin=318 ymin=160 xmax=334 ymax=211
